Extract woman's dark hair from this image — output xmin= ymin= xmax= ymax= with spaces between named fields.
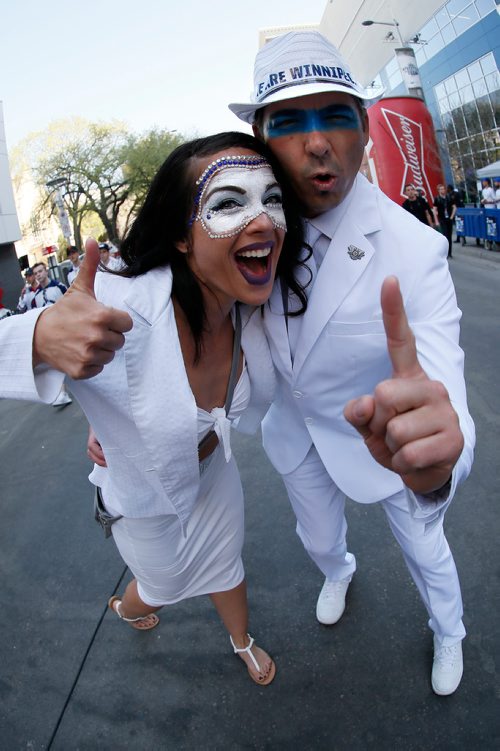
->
xmin=120 ymin=131 xmax=308 ymax=356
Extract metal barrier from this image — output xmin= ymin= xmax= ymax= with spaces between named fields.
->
xmin=455 ymin=208 xmax=500 ymax=250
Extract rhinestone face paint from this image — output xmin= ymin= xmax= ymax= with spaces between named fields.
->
xmin=263 ymin=104 xmax=360 ymax=138
xmin=190 ymin=155 xmax=287 ymax=239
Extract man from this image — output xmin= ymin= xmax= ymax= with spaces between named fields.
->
xmin=67 ymin=246 xmax=82 ymax=285
xmin=98 ymin=242 xmax=124 ymax=271
xmin=448 ymin=184 xmax=464 ymax=242
xmin=433 ymin=184 xmax=456 ymax=258
xmin=32 ymin=262 xmax=67 ymax=308
xmin=402 ymin=184 xmax=434 ymax=226
xmin=480 ymin=178 xmax=496 ymax=209
xmin=494 ymin=179 xmax=500 ymax=209
xmin=31 ymin=262 xmax=72 ymax=406
xmin=16 ymin=268 xmax=39 ymax=313
xmin=229 ymin=31 xmax=474 ymax=695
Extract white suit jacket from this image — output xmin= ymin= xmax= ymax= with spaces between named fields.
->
xmin=262 ymin=175 xmax=475 ymax=518
xmin=0 ymin=267 xmax=275 ymax=527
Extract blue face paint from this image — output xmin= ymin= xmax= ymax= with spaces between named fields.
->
xmin=264 ymin=104 xmax=360 ymax=138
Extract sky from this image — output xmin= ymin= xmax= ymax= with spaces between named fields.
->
xmin=1 ymin=0 xmax=327 ymax=152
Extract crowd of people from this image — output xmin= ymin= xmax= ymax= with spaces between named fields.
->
xmin=1 ymin=31 xmax=476 ymax=696
xmin=401 ymin=177 xmax=500 ymax=258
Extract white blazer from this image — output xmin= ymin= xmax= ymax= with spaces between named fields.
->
xmin=262 ymin=175 xmax=475 ymax=517
xmin=0 ymin=267 xmax=276 ymax=527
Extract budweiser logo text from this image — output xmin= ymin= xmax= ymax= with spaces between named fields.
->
xmin=381 ymin=108 xmax=433 ymax=200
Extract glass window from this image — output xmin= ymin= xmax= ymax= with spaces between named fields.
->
xmin=480 ymin=53 xmax=498 ymax=77
xmin=439 ymin=96 xmax=451 ymax=114
xmin=463 ymin=100 xmax=481 ymax=132
xmin=461 ymin=154 xmax=476 ymax=180
xmin=449 ymin=91 xmax=461 ymax=109
xmin=424 ymin=33 xmax=445 ymax=60
xmin=448 ymin=141 xmax=461 ymax=161
xmin=483 ymin=129 xmax=500 ymax=150
xmin=455 ymin=68 xmax=470 ymax=89
xmin=477 ymin=95 xmax=495 ymax=129
xmin=473 ymin=79 xmax=487 ymax=99
xmin=445 ymin=77 xmax=458 ymax=95
xmin=490 ymin=91 xmax=500 ymax=128
xmin=460 ymin=84 xmax=475 ymax=105
xmin=474 ymin=150 xmax=495 ymax=170
xmin=485 ymin=72 xmax=500 ymax=95
xmin=420 ymin=17 xmax=440 ymax=38
xmin=452 ymin=108 xmax=468 ymax=138
xmin=468 ymin=60 xmax=483 ymax=82
xmin=436 ymin=7 xmax=451 ymax=28
xmin=470 ymin=133 xmax=487 ymax=152
xmin=435 ymin=82 xmax=447 ymax=100
xmin=442 ymin=112 xmax=457 ymax=139
xmin=475 ymin=0 xmax=496 ymax=19
xmin=446 ymin=0 xmax=470 ymax=15
xmin=452 ymin=6 xmax=479 ymax=35
xmin=441 ymin=24 xmax=457 ymax=44
xmin=458 ymin=138 xmax=471 ymax=156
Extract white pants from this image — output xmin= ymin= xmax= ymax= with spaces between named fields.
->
xmin=282 ymin=446 xmax=465 ymax=646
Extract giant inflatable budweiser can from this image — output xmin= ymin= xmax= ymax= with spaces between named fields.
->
xmin=365 ymin=96 xmax=444 ymax=205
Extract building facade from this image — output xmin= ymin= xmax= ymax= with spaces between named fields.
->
xmin=0 ymin=101 xmax=23 ymax=309
xmin=375 ymin=1 xmax=499 ymax=200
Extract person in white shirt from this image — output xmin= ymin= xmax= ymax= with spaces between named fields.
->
xmin=0 ymin=132 xmax=309 ymax=686
xmin=98 ymin=242 xmax=125 ymax=271
xmin=480 ymin=178 xmax=496 ymax=209
xmin=67 ymin=246 xmax=82 ymax=285
xmin=494 ymin=179 xmax=500 ymax=209
xmin=16 ymin=269 xmax=39 ymax=313
xmin=229 ymin=30 xmax=474 ymax=696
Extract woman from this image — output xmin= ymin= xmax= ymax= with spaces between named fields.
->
xmin=65 ymin=132 xmax=307 ymax=685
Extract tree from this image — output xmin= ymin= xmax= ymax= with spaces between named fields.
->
xmin=120 ymin=128 xmax=183 ymax=235
xmin=11 ymin=119 xmax=183 ymax=250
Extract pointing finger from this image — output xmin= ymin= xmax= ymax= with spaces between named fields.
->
xmin=381 ymin=276 xmax=424 ymax=379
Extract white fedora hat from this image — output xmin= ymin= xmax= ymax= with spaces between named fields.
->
xmin=229 ymin=31 xmax=382 ymax=124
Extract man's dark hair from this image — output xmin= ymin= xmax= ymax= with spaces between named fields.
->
xmin=32 ymin=262 xmax=47 ymax=272
xmin=120 ymin=131 xmax=308 ymax=360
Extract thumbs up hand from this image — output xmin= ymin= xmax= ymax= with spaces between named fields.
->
xmin=33 ymin=238 xmax=133 ymax=379
xmin=343 ymin=276 xmax=464 ymax=495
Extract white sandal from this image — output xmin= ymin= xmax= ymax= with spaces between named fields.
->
xmin=108 ymin=596 xmax=159 ymax=631
xmin=230 ymin=633 xmax=276 ymax=685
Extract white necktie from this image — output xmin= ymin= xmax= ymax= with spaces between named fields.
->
xmin=307 ymin=223 xmax=330 ymax=269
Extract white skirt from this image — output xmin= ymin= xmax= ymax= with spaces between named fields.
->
xmin=108 ymin=446 xmax=245 ymax=606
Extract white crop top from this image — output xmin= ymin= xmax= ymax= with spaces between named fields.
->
xmin=196 ymin=364 xmax=250 ymax=463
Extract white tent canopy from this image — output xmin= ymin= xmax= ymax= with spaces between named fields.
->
xmin=476 ymin=160 xmax=500 ymax=179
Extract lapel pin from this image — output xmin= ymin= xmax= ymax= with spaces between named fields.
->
xmin=347 ymin=245 xmax=365 ymax=260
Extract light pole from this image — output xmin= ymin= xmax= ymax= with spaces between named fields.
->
xmin=361 ymin=19 xmax=424 ymax=100
xmin=45 ymin=177 xmax=73 ymax=282
xmin=362 ymin=18 xmax=405 ymax=46
xmin=45 ymin=177 xmax=73 ymax=247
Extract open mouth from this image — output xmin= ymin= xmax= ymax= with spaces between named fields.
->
xmin=234 ymin=245 xmax=273 ymax=286
xmin=311 ymin=173 xmax=336 ymax=193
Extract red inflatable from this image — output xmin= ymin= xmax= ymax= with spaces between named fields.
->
xmin=365 ymin=96 xmax=444 ymax=205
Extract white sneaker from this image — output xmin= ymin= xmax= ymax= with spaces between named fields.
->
xmin=52 ymin=390 xmax=72 ymax=407
xmin=431 ymin=638 xmax=463 ymax=696
xmin=316 ymin=571 xmax=353 ymax=625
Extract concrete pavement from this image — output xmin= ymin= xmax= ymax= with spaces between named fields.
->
xmin=0 ymin=241 xmax=499 ymax=749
